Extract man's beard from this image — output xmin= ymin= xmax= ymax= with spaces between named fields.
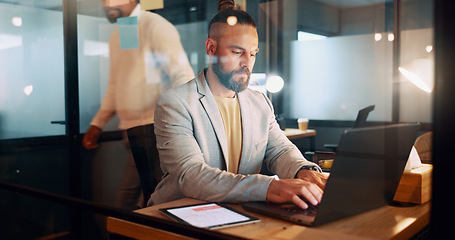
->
xmin=212 ymin=59 xmax=251 ymax=93
xmin=104 ymin=8 xmax=124 ymax=23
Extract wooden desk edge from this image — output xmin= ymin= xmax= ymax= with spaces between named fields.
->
xmin=284 ymin=128 xmax=317 ymax=140
xmin=107 ymin=217 xmax=195 ymax=240
xmin=315 ymin=203 xmax=431 ymax=240
xmin=106 ymin=199 xmax=430 ymax=240
xmin=394 ymin=204 xmax=431 ymax=240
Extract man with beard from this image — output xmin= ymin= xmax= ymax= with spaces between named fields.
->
xmin=82 ymin=0 xmax=194 ymax=209
xmin=149 ymin=3 xmax=327 ymax=210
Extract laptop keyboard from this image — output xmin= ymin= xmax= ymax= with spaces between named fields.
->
xmin=281 ymin=204 xmax=319 ymax=216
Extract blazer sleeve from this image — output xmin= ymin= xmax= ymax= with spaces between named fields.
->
xmin=154 ymin=88 xmax=273 ymax=203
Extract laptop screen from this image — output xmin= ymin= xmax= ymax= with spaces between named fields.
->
xmin=314 ymin=123 xmax=420 ymax=225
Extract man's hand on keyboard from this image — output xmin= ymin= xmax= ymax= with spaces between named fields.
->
xmin=266 ymin=178 xmax=323 ymax=209
xmin=296 ymin=168 xmax=328 ymax=190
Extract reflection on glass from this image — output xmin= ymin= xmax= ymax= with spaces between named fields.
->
xmin=298 ymin=31 xmax=327 ymax=41
xmin=0 ymin=0 xmax=435 ymax=239
xmin=23 ymin=85 xmax=34 ymax=96
xmin=399 ymin=58 xmax=434 ymax=93
xmin=388 ymin=33 xmax=395 ymax=41
xmin=0 ymin=2 xmax=65 ymax=139
xmin=227 ymin=15 xmax=238 ymax=26
xmin=11 ymin=16 xmax=22 ymax=27
xmin=266 ymin=75 xmax=284 ymax=94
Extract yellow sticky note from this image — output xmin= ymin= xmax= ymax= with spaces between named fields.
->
xmin=140 ymin=0 xmax=164 ymax=10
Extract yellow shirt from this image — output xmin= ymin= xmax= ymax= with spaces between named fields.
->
xmin=213 ymin=94 xmax=243 ymax=173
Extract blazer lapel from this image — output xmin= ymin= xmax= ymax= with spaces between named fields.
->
xmin=237 ymin=91 xmax=254 ymax=174
xmin=196 ymin=70 xmax=230 ymax=169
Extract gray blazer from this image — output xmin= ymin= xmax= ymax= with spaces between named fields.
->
xmin=148 ymin=70 xmax=318 ymax=206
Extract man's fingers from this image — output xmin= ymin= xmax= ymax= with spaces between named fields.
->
xmin=291 ymin=195 xmax=308 ymax=209
xmin=266 ymin=178 xmax=326 ymax=210
xmin=300 ymin=184 xmax=322 ymax=206
xmin=311 ymin=184 xmax=324 ymax=203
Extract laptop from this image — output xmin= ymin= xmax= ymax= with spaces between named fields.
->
xmin=242 ymin=123 xmax=420 ymax=226
xmin=353 ymin=105 xmax=375 ymax=128
xmin=323 ymin=105 xmax=375 ymax=151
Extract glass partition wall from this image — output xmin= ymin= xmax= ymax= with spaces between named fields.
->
xmin=0 ymin=1 xmax=70 ymax=239
xmin=0 ymin=0 xmax=435 ymax=239
xmin=284 ymin=0 xmax=433 ymax=124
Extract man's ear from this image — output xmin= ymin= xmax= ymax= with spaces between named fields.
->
xmin=205 ymin=38 xmax=217 ymax=55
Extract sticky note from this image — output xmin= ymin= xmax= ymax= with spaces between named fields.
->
xmin=117 ymin=16 xmax=139 ymax=50
xmin=140 ymin=0 xmax=164 ymax=10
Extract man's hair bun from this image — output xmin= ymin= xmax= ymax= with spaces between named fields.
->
xmin=218 ymin=0 xmax=237 ymax=11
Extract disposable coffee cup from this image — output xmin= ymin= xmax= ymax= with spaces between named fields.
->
xmin=297 ymin=118 xmax=308 ymax=131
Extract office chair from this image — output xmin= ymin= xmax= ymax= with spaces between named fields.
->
xmin=323 ymin=105 xmax=375 ymax=152
xmin=305 ymin=105 xmax=376 ymax=171
xmin=127 ymin=124 xmax=163 ymax=208
xmin=413 ymin=131 xmax=432 ymax=164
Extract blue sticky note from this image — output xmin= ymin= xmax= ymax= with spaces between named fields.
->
xmin=117 ymin=16 xmax=139 ymax=50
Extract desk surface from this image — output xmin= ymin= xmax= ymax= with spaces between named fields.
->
xmin=107 ymin=198 xmax=430 ymax=240
xmin=284 ymin=128 xmax=316 ymax=140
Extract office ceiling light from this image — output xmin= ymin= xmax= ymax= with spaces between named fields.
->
xmin=374 ymin=33 xmax=382 ymax=41
xmin=388 ymin=33 xmax=394 ymax=41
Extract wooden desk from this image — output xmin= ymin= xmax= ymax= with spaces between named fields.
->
xmin=284 ymin=128 xmax=316 ymax=151
xmin=284 ymin=128 xmax=316 ymax=140
xmin=107 ymin=198 xmax=430 ymax=240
